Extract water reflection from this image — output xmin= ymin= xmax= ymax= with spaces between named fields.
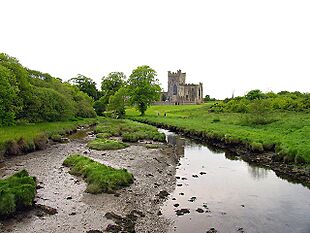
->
xmin=160 ymin=129 xmax=310 ymax=233
xmin=167 ymin=134 xmax=185 ymax=158
xmin=248 ymin=166 xmax=269 ymax=180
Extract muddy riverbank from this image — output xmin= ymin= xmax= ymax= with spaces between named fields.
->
xmin=0 ymin=134 xmax=177 ymax=232
xmin=131 ymin=119 xmax=310 ymax=188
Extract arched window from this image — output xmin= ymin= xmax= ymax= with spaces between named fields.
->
xmin=173 ymin=84 xmax=177 ymax=95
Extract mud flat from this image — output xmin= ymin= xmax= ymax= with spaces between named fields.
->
xmin=0 ymin=135 xmax=177 ymax=233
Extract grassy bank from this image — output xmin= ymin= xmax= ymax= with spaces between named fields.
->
xmin=63 ymin=154 xmax=134 ymax=193
xmin=127 ymin=104 xmax=310 ymax=165
xmin=0 ymin=170 xmax=36 ymax=218
xmin=95 ymin=117 xmax=166 ymax=142
xmin=0 ymin=118 xmax=97 ymax=158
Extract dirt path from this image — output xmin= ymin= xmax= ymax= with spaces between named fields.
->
xmin=0 ymin=136 xmax=177 ymax=233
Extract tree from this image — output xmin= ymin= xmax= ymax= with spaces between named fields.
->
xmin=245 ymin=89 xmax=265 ymax=100
xmin=0 ymin=65 xmax=17 ymax=126
xmin=107 ymin=87 xmax=126 ymax=118
xmin=94 ymin=72 xmax=126 ymax=116
xmin=101 ymin=72 xmax=126 ymax=96
xmin=127 ymin=65 xmax=161 ymax=116
xmin=69 ymin=74 xmax=98 ymax=100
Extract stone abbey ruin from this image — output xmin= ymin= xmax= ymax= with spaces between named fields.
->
xmin=161 ymin=70 xmax=203 ymax=105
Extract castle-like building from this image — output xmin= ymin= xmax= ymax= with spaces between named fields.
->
xmin=163 ymin=70 xmax=203 ymax=104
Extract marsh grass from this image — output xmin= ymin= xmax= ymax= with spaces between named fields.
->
xmin=95 ymin=118 xmax=165 ymax=143
xmin=88 ymin=138 xmax=129 ymax=150
xmin=127 ymin=104 xmax=310 ymax=164
xmin=0 ymin=118 xmax=97 ymax=157
xmin=0 ymin=170 xmax=36 ymax=218
xmin=63 ymin=154 xmax=134 ymax=193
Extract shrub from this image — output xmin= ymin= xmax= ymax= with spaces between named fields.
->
xmin=63 ymin=154 xmax=133 ymax=193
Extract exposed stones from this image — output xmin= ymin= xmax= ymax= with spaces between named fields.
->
xmin=105 ymin=210 xmax=145 ymax=232
xmin=175 ymin=208 xmax=190 ymax=216
xmin=156 ymin=190 xmax=170 ymax=199
xmin=174 ymin=204 xmax=180 ymax=207
xmin=188 ymin=196 xmax=197 ymax=202
xmin=200 ymin=172 xmax=207 ymax=175
xmin=206 ymin=227 xmax=217 ymax=233
xmin=35 ymin=204 xmax=57 ymax=215
xmin=192 ymin=175 xmax=198 ymax=178
xmin=196 ymin=208 xmax=204 ymax=213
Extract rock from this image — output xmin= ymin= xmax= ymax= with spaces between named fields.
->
xmin=192 ymin=175 xmax=198 ymax=178
xmin=87 ymin=230 xmax=103 ymax=233
xmin=200 ymin=172 xmax=207 ymax=175
xmin=179 ymin=192 xmax=184 ymax=196
xmin=69 ymin=212 xmax=76 ymax=216
xmin=114 ymin=193 xmax=121 ymax=197
xmin=35 ymin=204 xmax=57 ymax=215
xmin=181 ymin=177 xmax=187 ymax=180
xmin=177 ymin=184 xmax=182 ymax=186
xmin=60 ymin=137 xmax=70 ymax=143
xmin=175 ymin=208 xmax=190 ymax=216
xmin=241 ymin=205 xmax=245 ymax=207
xmin=174 ymin=204 xmax=180 ymax=207
xmin=36 ymin=185 xmax=44 ymax=189
xmin=157 ymin=211 xmax=162 ymax=216
xmin=206 ymin=228 xmax=217 ymax=233
xmin=196 ymin=208 xmax=204 ymax=213
xmin=157 ymin=190 xmax=170 ymax=199
xmin=188 ymin=197 xmax=197 ymax=202
xmin=105 ymin=224 xmax=121 ymax=233
xmin=176 ymin=176 xmax=180 ymax=179
xmin=172 ymin=198 xmax=176 ymax=200
xmin=66 ymin=196 xmax=72 ymax=200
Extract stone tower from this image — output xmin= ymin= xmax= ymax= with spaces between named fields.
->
xmin=167 ymin=70 xmax=186 ymax=103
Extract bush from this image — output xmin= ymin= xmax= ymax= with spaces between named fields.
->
xmin=63 ymin=154 xmax=134 ymax=193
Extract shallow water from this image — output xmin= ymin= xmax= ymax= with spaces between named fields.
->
xmin=160 ymin=129 xmax=310 ymax=233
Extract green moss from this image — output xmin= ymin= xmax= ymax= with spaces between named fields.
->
xmin=88 ymin=139 xmax=129 ymax=150
xmin=63 ymin=154 xmax=134 ymax=194
xmin=0 ymin=170 xmax=36 ymax=218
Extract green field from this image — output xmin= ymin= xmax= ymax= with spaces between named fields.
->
xmin=0 ymin=118 xmax=97 ymax=157
xmin=127 ymin=104 xmax=310 ymax=164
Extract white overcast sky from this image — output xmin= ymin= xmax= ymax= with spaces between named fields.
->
xmin=1 ymin=0 xmax=309 ymax=99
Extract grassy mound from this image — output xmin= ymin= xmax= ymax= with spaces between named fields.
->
xmin=63 ymin=154 xmax=134 ymax=193
xmin=0 ymin=170 xmax=36 ymax=218
xmin=88 ymin=138 xmax=129 ymax=150
xmin=95 ymin=118 xmax=165 ymax=142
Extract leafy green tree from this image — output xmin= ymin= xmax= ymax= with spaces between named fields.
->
xmin=101 ymin=72 xmax=126 ymax=96
xmin=69 ymin=74 xmax=99 ymax=100
xmin=245 ymin=89 xmax=265 ymax=100
xmin=127 ymin=65 xmax=161 ymax=116
xmin=107 ymin=87 xmax=126 ymax=118
xmin=0 ymin=65 xmax=17 ymax=126
xmin=94 ymin=72 xmax=126 ymax=116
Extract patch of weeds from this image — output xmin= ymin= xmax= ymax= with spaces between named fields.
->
xmin=0 ymin=170 xmax=36 ymax=218
xmin=145 ymin=144 xmax=161 ymax=149
xmin=88 ymin=139 xmax=129 ymax=150
xmin=96 ymin=132 xmax=112 ymax=139
xmin=63 ymin=154 xmax=134 ymax=193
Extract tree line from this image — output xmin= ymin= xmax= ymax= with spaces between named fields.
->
xmin=0 ymin=53 xmax=161 ymax=126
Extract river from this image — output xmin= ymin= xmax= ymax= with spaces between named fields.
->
xmin=160 ymin=129 xmax=310 ymax=233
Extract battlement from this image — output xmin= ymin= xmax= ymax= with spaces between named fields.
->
xmin=168 ymin=69 xmax=186 ymax=77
